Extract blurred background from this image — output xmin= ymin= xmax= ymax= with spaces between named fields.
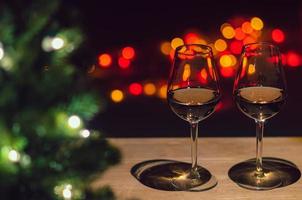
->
xmin=76 ymin=0 xmax=302 ymax=137
xmin=0 ymin=0 xmax=301 ymax=199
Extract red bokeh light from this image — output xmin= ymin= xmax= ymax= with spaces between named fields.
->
xmin=272 ymin=29 xmax=285 ymax=43
xmin=129 ymin=83 xmax=143 ymax=95
xmin=230 ymin=40 xmax=243 ymax=54
xmin=98 ymin=53 xmax=112 ymax=67
xmin=122 ymin=46 xmax=135 ymax=60
xmin=220 ymin=67 xmax=235 ymax=78
xmin=118 ymin=57 xmax=131 ymax=69
xmin=184 ymin=32 xmax=199 ymax=44
xmin=286 ymin=52 xmax=301 ymax=67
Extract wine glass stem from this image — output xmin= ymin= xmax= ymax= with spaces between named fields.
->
xmin=190 ymin=122 xmax=198 ymax=172
xmin=255 ymin=120 xmax=265 ymax=177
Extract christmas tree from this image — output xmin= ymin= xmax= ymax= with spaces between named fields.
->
xmin=0 ymin=1 xmax=120 ymax=199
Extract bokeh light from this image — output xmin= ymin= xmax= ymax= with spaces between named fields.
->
xmin=0 ymin=43 xmax=4 ymax=60
xmin=122 ymin=46 xmax=135 ymax=60
xmin=144 ymin=83 xmax=156 ymax=95
xmin=118 ymin=57 xmax=130 ymax=69
xmin=129 ymin=83 xmax=143 ymax=95
xmin=68 ymin=115 xmax=81 ymax=129
xmin=272 ymin=29 xmax=285 ymax=43
xmin=214 ymin=39 xmax=227 ymax=52
xmin=220 ymin=67 xmax=235 ymax=78
xmin=8 ymin=149 xmax=20 ymax=162
xmin=248 ymin=64 xmax=256 ymax=74
xmin=220 ymin=55 xmax=233 ymax=67
xmin=242 ymin=22 xmax=253 ymax=34
xmin=243 ymin=36 xmax=256 ymax=45
xmin=158 ymin=84 xmax=167 ymax=99
xmin=79 ymin=129 xmax=90 ymax=138
xmin=250 ymin=17 xmax=264 ymax=30
xmin=51 ymin=37 xmax=65 ymax=50
xmin=200 ymin=68 xmax=208 ymax=83
xmin=98 ymin=53 xmax=112 ymax=67
xmin=230 ymin=40 xmax=243 ymax=54
xmin=221 ymin=25 xmax=235 ymax=39
xmin=184 ymin=33 xmax=206 ymax=45
xmin=286 ymin=52 xmax=301 ymax=67
xmin=110 ymin=89 xmax=124 ymax=102
xmin=171 ymin=37 xmax=184 ymax=49
xmin=235 ymin=28 xmax=246 ymax=40
xmin=160 ymin=41 xmax=172 ymax=55
xmin=182 ymin=64 xmax=191 ymax=81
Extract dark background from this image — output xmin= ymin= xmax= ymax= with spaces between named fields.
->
xmin=70 ymin=0 xmax=302 ymax=137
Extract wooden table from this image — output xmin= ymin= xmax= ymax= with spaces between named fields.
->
xmin=92 ymin=138 xmax=302 ymax=200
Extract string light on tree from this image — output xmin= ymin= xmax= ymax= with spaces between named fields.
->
xmin=0 ymin=42 xmax=4 ymax=60
xmin=51 ymin=37 xmax=65 ymax=50
xmin=79 ymin=129 xmax=90 ymax=138
xmin=68 ymin=115 xmax=81 ymax=129
xmin=62 ymin=184 xmax=72 ymax=199
xmin=8 ymin=149 xmax=21 ymax=162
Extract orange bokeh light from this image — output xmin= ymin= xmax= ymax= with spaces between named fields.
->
xmin=98 ymin=53 xmax=112 ymax=67
xmin=272 ymin=29 xmax=285 ymax=43
xmin=160 ymin=42 xmax=172 ymax=55
xmin=122 ymin=46 xmax=135 ymax=60
xmin=235 ymin=28 xmax=246 ymax=40
xmin=243 ymin=36 xmax=256 ymax=45
xmin=242 ymin=22 xmax=253 ymax=34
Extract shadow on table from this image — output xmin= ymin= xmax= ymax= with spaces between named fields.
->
xmin=228 ymin=157 xmax=301 ymax=190
xmin=131 ymin=159 xmax=217 ymax=191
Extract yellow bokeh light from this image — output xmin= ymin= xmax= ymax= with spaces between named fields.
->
xmin=220 ymin=55 xmax=233 ymax=67
xmin=251 ymin=17 xmax=264 ymax=31
xmin=242 ymin=22 xmax=253 ymax=34
xmin=182 ymin=64 xmax=191 ymax=81
xmin=214 ymin=39 xmax=227 ymax=52
xmin=248 ymin=64 xmax=256 ymax=74
xmin=110 ymin=89 xmax=124 ymax=103
xmin=144 ymin=83 xmax=156 ymax=95
xmin=222 ymin=26 xmax=235 ymax=39
xmin=158 ymin=84 xmax=167 ymax=99
xmin=160 ymin=42 xmax=172 ymax=55
xmin=171 ymin=37 xmax=184 ymax=50
xmin=230 ymin=54 xmax=237 ymax=66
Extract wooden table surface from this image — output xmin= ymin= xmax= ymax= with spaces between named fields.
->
xmin=92 ymin=137 xmax=302 ymax=200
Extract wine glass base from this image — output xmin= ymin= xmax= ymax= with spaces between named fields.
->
xmin=228 ymin=157 xmax=301 ymax=190
xmin=131 ymin=159 xmax=217 ymax=191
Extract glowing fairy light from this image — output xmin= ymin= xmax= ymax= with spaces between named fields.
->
xmin=143 ymin=83 xmax=156 ymax=95
xmin=51 ymin=37 xmax=65 ymax=50
xmin=8 ymin=149 xmax=20 ymax=162
xmin=250 ymin=17 xmax=264 ymax=31
xmin=171 ymin=37 xmax=184 ymax=50
xmin=68 ymin=115 xmax=81 ymax=129
xmin=0 ymin=42 xmax=4 ymax=60
xmin=110 ymin=89 xmax=124 ymax=103
xmin=79 ymin=129 xmax=90 ymax=138
xmin=62 ymin=184 xmax=72 ymax=199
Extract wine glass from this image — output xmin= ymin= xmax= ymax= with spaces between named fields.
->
xmin=230 ymin=42 xmax=287 ymax=190
xmin=167 ymin=44 xmax=221 ymax=190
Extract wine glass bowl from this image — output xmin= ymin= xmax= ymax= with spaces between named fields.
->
xmin=166 ymin=44 xmax=221 ymax=190
xmin=230 ymin=42 xmax=288 ymax=190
